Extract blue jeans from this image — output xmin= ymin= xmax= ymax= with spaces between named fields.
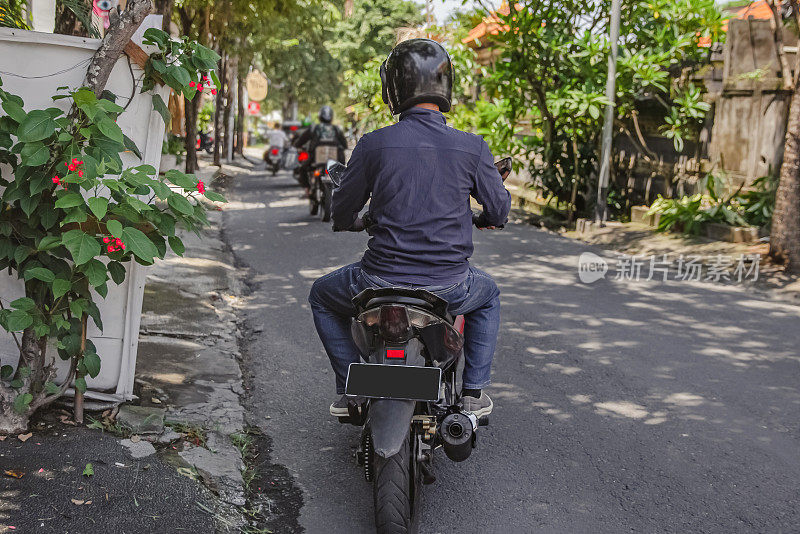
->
xmin=308 ymin=263 xmax=501 ymax=394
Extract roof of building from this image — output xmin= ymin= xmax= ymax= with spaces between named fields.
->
xmin=463 ymin=1 xmax=776 ymax=48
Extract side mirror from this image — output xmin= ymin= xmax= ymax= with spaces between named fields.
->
xmin=495 ymin=157 xmax=512 ymax=182
xmin=326 ymin=160 xmax=347 ymax=187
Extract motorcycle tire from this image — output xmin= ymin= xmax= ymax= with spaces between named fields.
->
xmin=373 ymin=433 xmax=417 ymax=534
xmin=321 ymin=183 xmax=332 ymax=222
xmin=309 ymin=182 xmax=320 ymax=216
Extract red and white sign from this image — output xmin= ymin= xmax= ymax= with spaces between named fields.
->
xmin=247 ymin=101 xmax=261 ymax=115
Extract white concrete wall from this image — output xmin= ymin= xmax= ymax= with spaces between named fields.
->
xmin=0 ymin=19 xmax=169 ymax=401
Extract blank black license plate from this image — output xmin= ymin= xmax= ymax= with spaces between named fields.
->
xmin=345 ymin=363 xmax=441 ymax=402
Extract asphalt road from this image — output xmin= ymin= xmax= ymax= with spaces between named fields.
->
xmin=223 ymin=165 xmax=800 ymax=534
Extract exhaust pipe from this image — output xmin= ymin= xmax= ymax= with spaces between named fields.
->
xmin=440 ymin=411 xmax=478 ymax=462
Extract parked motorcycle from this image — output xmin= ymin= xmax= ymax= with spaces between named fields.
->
xmin=325 ymin=157 xmax=511 ymax=533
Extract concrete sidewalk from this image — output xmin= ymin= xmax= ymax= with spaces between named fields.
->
xmin=1 ymin=157 xmax=256 ymax=533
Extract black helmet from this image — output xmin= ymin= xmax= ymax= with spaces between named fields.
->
xmin=380 ymin=38 xmax=453 ymax=115
xmin=319 ymin=105 xmax=334 ymax=123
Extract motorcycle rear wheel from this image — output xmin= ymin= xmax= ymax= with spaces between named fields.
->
xmin=373 ymin=433 xmax=418 ymax=534
xmin=321 ymin=183 xmax=332 ymax=222
xmin=309 ymin=181 xmax=320 ymax=215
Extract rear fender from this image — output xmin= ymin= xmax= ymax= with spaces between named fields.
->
xmin=368 ymin=398 xmax=415 ymax=458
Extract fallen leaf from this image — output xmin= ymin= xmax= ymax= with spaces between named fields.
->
xmin=82 ymin=463 xmax=94 ymax=477
xmin=70 ymin=499 xmax=85 ymax=505
xmin=130 ymin=435 xmax=141 ymax=443
xmin=3 ymin=470 xmax=24 ymax=478
xmin=150 ymin=397 xmax=162 ymax=404
xmin=85 ymin=500 xmax=92 ymax=505
xmin=17 ymin=433 xmax=32 ymax=442
xmin=0 ymin=435 xmax=6 ymax=441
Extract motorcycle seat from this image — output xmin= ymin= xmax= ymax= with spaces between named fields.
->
xmin=363 ymin=296 xmax=436 ymax=312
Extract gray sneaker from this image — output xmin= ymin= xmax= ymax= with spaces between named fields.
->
xmin=329 ymin=395 xmax=364 ymax=417
xmin=461 ymin=393 xmax=493 ymax=418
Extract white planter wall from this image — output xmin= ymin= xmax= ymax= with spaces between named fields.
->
xmin=0 ymin=19 xmax=169 ymax=402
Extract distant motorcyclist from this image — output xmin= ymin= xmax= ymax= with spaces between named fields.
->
xmin=292 ymin=106 xmax=348 ymax=164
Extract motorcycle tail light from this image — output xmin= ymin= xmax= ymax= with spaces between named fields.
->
xmin=358 ymin=308 xmax=380 ymax=326
xmin=407 ymin=308 xmax=441 ymax=328
xmin=379 ymin=305 xmax=412 ymax=343
xmin=386 ymin=349 xmax=405 ymax=359
xmin=290 ymin=125 xmax=298 ymax=131
xmin=444 ymin=323 xmax=464 ymax=352
xmin=298 ymin=151 xmax=309 ymax=162
xmin=271 ymin=148 xmax=279 ymax=155
xmin=314 ymin=170 xmax=321 ymax=177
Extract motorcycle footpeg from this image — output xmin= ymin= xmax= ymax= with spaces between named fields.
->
xmin=337 ymin=400 xmax=368 ymax=426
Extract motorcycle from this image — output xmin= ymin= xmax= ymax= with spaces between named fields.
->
xmin=196 ymin=131 xmax=214 ymax=154
xmin=307 ymin=144 xmax=339 ymax=222
xmin=325 ymin=157 xmax=512 ymax=533
xmin=263 ymin=146 xmax=283 ymax=175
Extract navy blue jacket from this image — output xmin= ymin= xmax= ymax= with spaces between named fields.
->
xmin=332 ymin=107 xmax=511 ymax=285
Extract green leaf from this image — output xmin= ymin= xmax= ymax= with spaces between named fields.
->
xmin=6 ymin=309 xmax=33 ymax=331
xmin=62 ymin=229 xmax=101 ymax=265
xmin=142 ymin=27 xmax=169 ymax=47
xmin=82 ymin=463 xmax=94 ymax=477
xmin=37 ymin=235 xmax=62 ymax=251
xmin=19 ymin=193 xmax=40 ymax=217
xmin=122 ymin=227 xmax=158 ymax=263
xmin=17 ymin=110 xmax=58 ymax=142
xmin=168 ymin=193 xmax=194 ymax=215
xmin=166 ymin=65 xmax=191 ymax=87
xmin=123 ymin=134 xmax=142 ymax=159
xmin=87 ymin=197 xmax=108 ymax=219
xmin=17 ymin=366 xmax=30 ymax=378
xmin=83 ymin=352 xmax=101 ymax=378
xmin=34 ymin=324 xmax=50 ymax=338
xmin=10 ymin=297 xmax=35 ymax=311
xmin=74 ymin=376 xmax=87 ymax=393
xmin=44 ymin=381 xmax=59 ymax=394
xmin=13 ymin=393 xmax=33 ymax=413
xmin=10 ymin=379 xmax=22 ymax=388
xmin=52 ymin=278 xmax=70 ymax=299
xmin=106 ymin=219 xmax=123 ymax=238
xmin=0 ymin=365 xmax=13 ymax=378
xmin=204 ymin=190 xmax=226 ymax=202
xmin=13 ymin=245 xmax=33 ymax=264
xmin=2 ymin=99 xmax=26 ymax=122
xmin=168 ymin=236 xmax=185 ymax=256
xmin=55 ymin=192 xmax=85 ymax=209
xmin=24 ymin=267 xmax=55 ymax=283
xmin=70 ymin=298 xmax=88 ymax=318
xmin=20 ymin=142 xmax=50 ymax=166
xmin=107 ymin=261 xmax=125 ymax=284
xmin=152 ymin=94 xmax=171 ymax=126
xmin=96 ymin=116 xmax=123 ymax=144
xmin=164 ymin=169 xmax=196 ymax=189
xmin=86 ymin=301 xmax=102 ymax=331
xmin=81 ymin=258 xmax=107 ymax=287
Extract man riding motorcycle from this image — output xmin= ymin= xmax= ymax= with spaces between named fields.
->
xmin=307 ymin=39 xmax=511 ymax=419
xmin=292 ymin=105 xmax=348 ymax=191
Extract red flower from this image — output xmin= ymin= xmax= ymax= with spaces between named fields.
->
xmin=197 ymin=181 xmax=206 ymax=193
xmin=78 ymin=170 xmax=83 ymax=178
xmin=52 ymin=176 xmax=60 ymax=184
xmin=107 ymin=245 xmax=115 ymax=253
xmin=211 ymin=89 xmax=217 ymax=96
xmin=120 ymin=243 xmax=126 ymax=250
xmin=189 ymin=81 xmax=196 ymax=88
xmin=115 ymin=239 xmax=122 ymax=247
xmin=68 ymin=164 xmax=76 ymax=171
xmin=71 ymin=158 xmax=78 ymax=164
xmin=103 ymin=237 xmax=110 ymax=244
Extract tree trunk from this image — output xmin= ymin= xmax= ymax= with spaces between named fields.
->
xmin=184 ymin=94 xmax=201 ymax=172
xmin=214 ymin=55 xmax=226 ymax=166
xmin=236 ymin=72 xmax=245 ymax=155
xmin=154 ymin=0 xmax=174 ymax=32
xmin=222 ymin=60 xmax=234 ymax=159
xmin=770 ymin=83 xmax=800 ymax=271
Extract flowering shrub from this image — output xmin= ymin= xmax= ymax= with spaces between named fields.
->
xmin=0 ymin=35 xmax=224 ymax=433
